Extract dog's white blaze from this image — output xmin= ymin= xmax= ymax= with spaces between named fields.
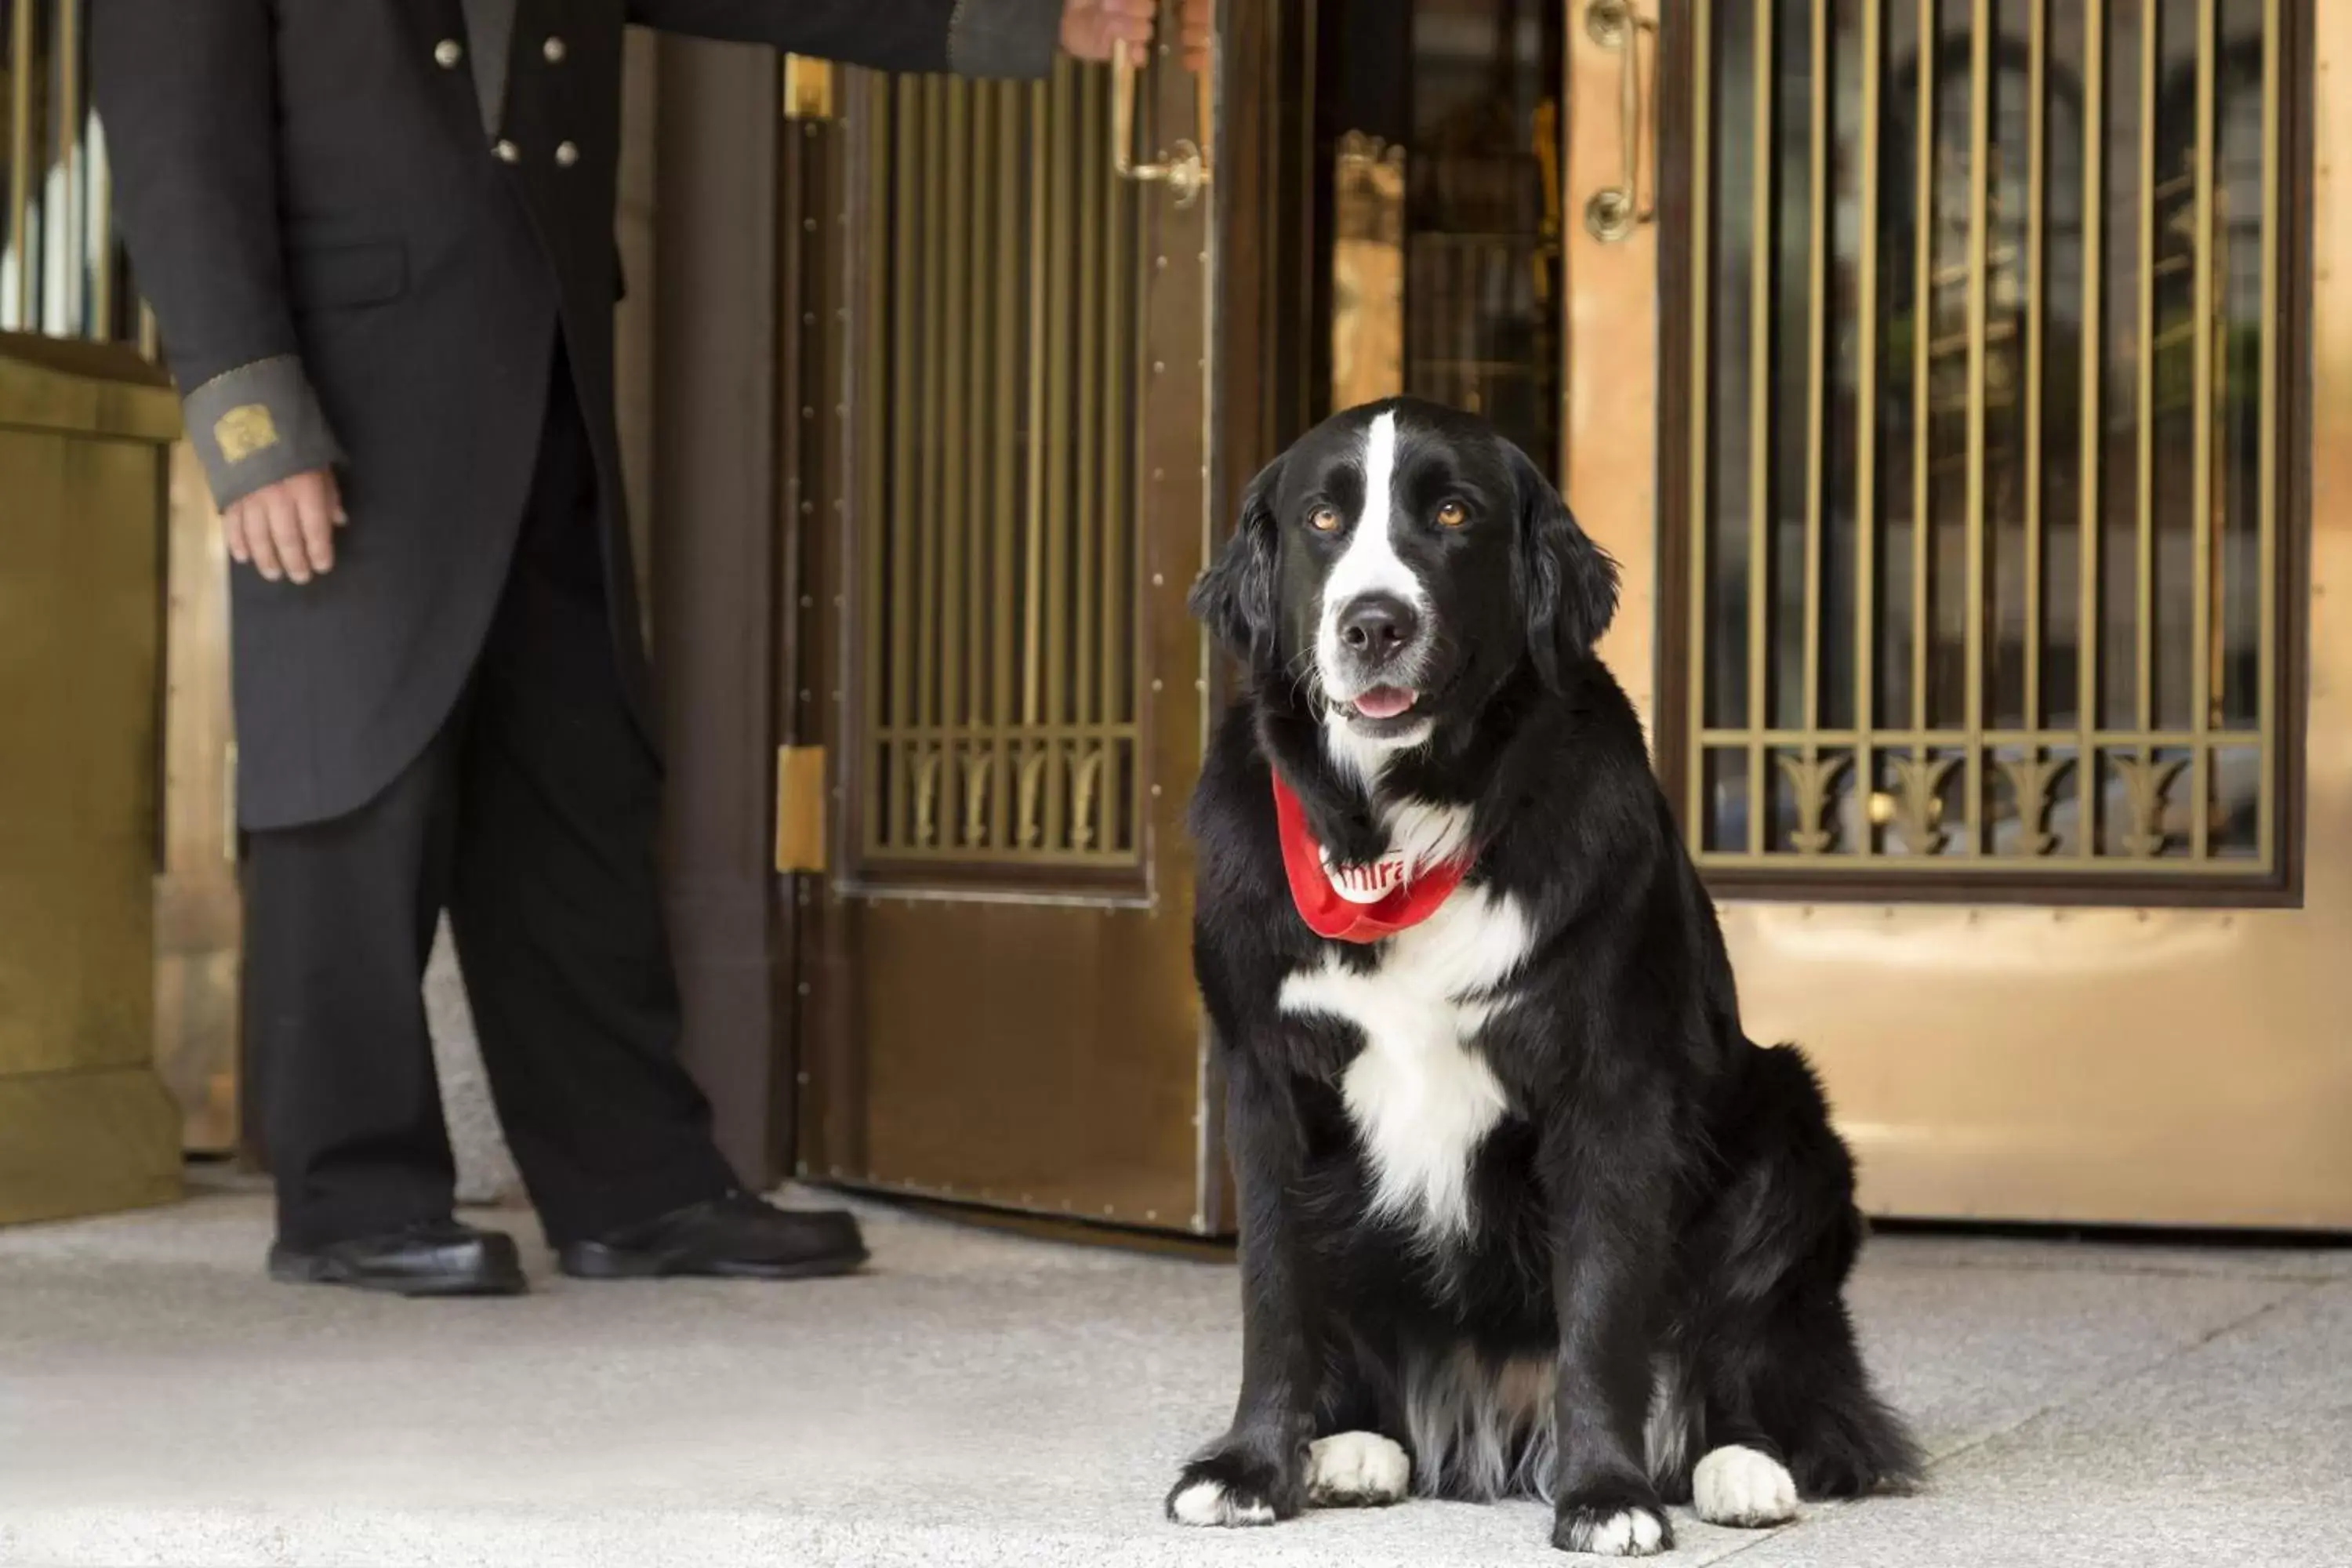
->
xmin=1280 ymin=884 xmax=1527 ymax=1239
xmin=1317 ymin=412 xmax=1431 ymax=787
xmin=1692 ymin=1444 xmax=1798 ymax=1528
xmin=1323 ymin=409 xmax=1422 ymax=623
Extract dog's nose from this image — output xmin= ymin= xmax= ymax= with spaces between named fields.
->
xmin=1338 ymin=593 xmax=1420 ymax=659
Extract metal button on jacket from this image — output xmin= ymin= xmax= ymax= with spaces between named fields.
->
xmin=543 ymin=36 xmax=568 ymax=64
xmin=554 ymin=140 xmax=579 ymax=168
xmin=434 ymin=38 xmax=463 ymax=68
xmin=493 ymin=139 xmax=520 ymax=164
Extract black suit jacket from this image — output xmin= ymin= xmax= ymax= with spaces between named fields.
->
xmin=94 ymin=0 xmax=1058 ymax=828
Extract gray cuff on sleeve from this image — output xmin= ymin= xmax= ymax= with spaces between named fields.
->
xmin=946 ymin=0 xmax=1061 ymax=79
xmin=181 ymin=354 xmax=344 ymax=509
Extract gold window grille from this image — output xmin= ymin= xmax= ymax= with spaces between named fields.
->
xmin=851 ymin=62 xmax=1145 ymax=873
xmin=1671 ymin=0 xmax=2297 ymax=891
xmin=3 ymin=0 xmax=139 ymax=345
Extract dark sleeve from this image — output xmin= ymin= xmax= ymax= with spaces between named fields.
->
xmin=626 ymin=0 xmax=1063 ymax=80
xmin=92 ymin=0 xmax=343 ymax=509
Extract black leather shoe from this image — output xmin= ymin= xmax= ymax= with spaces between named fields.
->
xmin=267 ymin=1220 xmax=528 ymax=1298
xmin=557 ymin=1192 xmax=868 ymax=1281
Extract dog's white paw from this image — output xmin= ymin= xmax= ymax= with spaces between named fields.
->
xmin=1692 ymin=1443 xmax=1798 ymax=1528
xmin=1305 ymin=1430 xmax=1410 ymax=1507
xmin=1555 ymin=1504 xmax=1671 ymax=1556
xmin=1168 ymin=1479 xmax=1277 ymax=1527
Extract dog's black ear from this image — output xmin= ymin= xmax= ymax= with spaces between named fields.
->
xmin=1509 ymin=440 xmax=1619 ymax=689
xmin=1189 ymin=453 xmax=1286 ymax=665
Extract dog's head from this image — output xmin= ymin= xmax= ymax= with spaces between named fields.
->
xmin=1191 ymin=398 xmax=1617 ymax=767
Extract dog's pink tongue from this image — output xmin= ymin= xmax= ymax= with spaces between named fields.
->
xmin=1351 ymin=687 xmax=1417 ymax=720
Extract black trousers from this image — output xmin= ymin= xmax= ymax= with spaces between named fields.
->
xmin=242 ymin=354 xmax=736 ymax=1249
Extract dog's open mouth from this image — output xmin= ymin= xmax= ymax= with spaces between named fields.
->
xmin=1348 ymin=686 xmax=1417 ymax=720
xmin=1328 ymin=685 xmax=1426 ymax=737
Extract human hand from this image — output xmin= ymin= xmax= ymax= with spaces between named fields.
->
xmin=1177 ymin=0 xmax=1209 ymax=73
xmin=1058 ymin=0 xmax=1155 ymax=63
xmin=223 ymin=466 xmax=345 ymax=584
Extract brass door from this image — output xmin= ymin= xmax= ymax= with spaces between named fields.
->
xmin=789 ymin=49 xmax=1218 ymax=1231
xmin=1566 ymin=0 xmax=2350 ymax=1228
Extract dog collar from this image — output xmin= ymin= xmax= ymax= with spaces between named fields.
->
xmin=1269 ymin=772 xmax=1468 ymax=943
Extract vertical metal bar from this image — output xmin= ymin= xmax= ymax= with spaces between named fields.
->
xmin=1747 ymin=0 xmax=1773 ymax=855
xmin=1073 ymin=66 xmax=1103 ymax=766
xmin=2256 ymin=0 xmax=2278 ymax=866
xmin=1911 ymin=0 xmax=1934 ymax=742
xmin=1802 ymin=0 xmax=1828 ymax=752
xmin=1022 ymin=74 xmax=1050 ymax=734
xmin=2078 ymin=0 xmax=2104 ymax=859
xmin=992 ymin=87 xmax=1020 ymax=851
xmin=2189 ymin=0 xmax=2214 ymax=858
xmin=916 ymin=77 xmax=948 ymax=839
xmin=965 ymin=85 xmax=995 ymax=844
xmin=1138 ymin=45 xmax=1162 ymax=870
xmin=887 ymin=79 xmax=920 ymax=848
xmin=91 ymin=40 xmax=114 ymax=343
xmin=1099 ymin=85 xmax=1129 ymax=751
xmin=2024 ymin=0 xmax=2046 ymax=738
xmin=9 ymin=0 xmax=36 ymax=330
xmin=1856 ymin=0 xmax=1882 ymax=853
xmin=1042 ymin=58 xmax=1075 ymax=850
xmin=2135 ymin=0 xmax=2154 ymax=740
xmin=54 ymin=0 xmax=80 ymax=335
xmin=1963 ymin=0 xmax=1990 ymax=852
xmin=866 ymin=88 xmax=895 ymax=858
xmin=1689 ymin=2 xmax=1715 ymax=838
xmin=938 ymin=79 xmax=969 ymax=840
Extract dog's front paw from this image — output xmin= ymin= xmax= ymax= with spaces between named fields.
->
xmin=1693 ymin=1443 xmax=1798 ymax=1527
xmin=1553 ymin=1483 xmax=1673 ymax=1557
xmin=1306 ymin=1430 xmax=1410 ymax=1507
xmin=1167 ymin=1444 xmax=1303 ymax=1528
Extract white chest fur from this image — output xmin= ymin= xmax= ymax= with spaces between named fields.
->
xmin=1279 ymin=884 xmax=1531 ymax=1240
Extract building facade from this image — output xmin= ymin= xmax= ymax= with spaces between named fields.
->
xmin=6 ymin=0 xmax=2345 ymax=1232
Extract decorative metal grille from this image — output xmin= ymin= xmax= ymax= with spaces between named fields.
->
xmin=1680 ymin=0 xmax=2287 ymax=880
xmin=855 ymin=63 xmax=1144 ymax=868
xmin=3 ymin=0 xmax=136 ymax=343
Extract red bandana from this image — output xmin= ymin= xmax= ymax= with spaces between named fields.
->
xmin=1270 ymin=772 xmax=1470 ymax=943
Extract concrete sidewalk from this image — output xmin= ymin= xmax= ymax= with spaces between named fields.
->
xmin=2 ymin=1179 xmax=2348 ymax=1568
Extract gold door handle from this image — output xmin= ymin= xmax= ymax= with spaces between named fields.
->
xmin=1111 ymin=38 xmax=1209 ymax=207
xmin=1584 ymin=0 xmax=1657 ymax=242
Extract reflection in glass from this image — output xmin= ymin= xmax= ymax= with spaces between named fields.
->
xmin=1403 ymin=0 xmax=1566 ymax=467
xmin=2 ymin=0 xmax=132 ymax=342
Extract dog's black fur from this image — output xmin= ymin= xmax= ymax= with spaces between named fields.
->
xmin=1172 ymin=399 xmax=1919 ymax=1554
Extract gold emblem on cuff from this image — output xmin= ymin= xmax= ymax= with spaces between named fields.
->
xmin=214 ymin=404 xmax=282 ymax=463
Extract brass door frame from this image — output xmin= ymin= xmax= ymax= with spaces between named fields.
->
xmin=1569 ymin=0 xmax=1673 ymax=712
xmin=646 ymin=38 xmax=803 ymax=1185
xmin=1576 ymin=2 xmax=2352 ymax=1229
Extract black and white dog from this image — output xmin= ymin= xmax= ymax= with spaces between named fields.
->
xmin=1171 ymin=399 xmax=1918 ymax=1555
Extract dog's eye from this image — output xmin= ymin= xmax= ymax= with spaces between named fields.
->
xmin=1309 ymin=506 xmax=1341 ymax=533
xmin=1436 ymin=500 xmax=1468 ymax=528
